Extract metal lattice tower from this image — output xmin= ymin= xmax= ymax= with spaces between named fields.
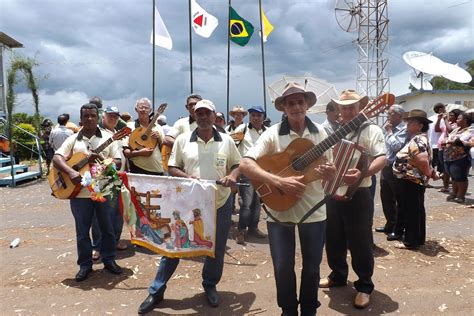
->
xmin=355 ymin=0 xmax=390 ymax=100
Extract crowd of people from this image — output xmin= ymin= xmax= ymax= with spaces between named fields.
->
xmin=44 ymin=88 xmax=474 ymax=315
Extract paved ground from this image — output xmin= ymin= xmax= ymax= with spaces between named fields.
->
xmin=0 ymin=176 xmax=473 ymax=315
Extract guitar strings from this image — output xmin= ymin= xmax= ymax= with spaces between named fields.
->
xmin=271 ymin=99 xmax=384 ymax=178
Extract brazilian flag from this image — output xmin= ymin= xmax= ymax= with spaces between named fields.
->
xmin=229 ymin=6 xmax=254 ymax=46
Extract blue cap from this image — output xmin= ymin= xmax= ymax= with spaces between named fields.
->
xmin=248 ymin=105 xmax=265 ymax=114
xmin=104 ymin=105 xmax=120 ymax=115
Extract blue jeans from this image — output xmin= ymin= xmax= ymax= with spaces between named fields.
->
xmin=237 ymin=176 xmax=261 ymax=231
xmin=148 ymin=196 xmax=233 ymax=295
xmin=70 ymin=197 xmax=117 ymax=268
xmin=267 ymin=220 xmax=326 ymax=315
xmin=91 ymin=196 xmax=123 ymax=250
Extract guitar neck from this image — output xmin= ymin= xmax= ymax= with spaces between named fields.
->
xmin=75 ymin=137 xmax=114 ymax=170
xmin=296 ymin=113 xmax=368 ymax=169
xmin=143 ymin=112 xmax=160 ymax=135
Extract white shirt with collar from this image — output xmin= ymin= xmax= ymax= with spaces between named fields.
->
xmin=168 ymin=128 xmax=241 ymax=209
xmin=244 ymin=117 xmax=331 ymax=223
xmin=55 ymin=127 xmax=122 ymax=198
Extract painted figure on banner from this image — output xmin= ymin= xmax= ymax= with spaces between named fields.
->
xmin=190 ymin=208 xmax=213 ymax=248
xmin=172 ymin=210 xmax=191 ymax=249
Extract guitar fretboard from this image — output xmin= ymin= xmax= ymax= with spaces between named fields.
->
xmin=292 ymin=112 xmax=368 ymax=171
xmin=74 ymin=137 xmax=114 ymax=171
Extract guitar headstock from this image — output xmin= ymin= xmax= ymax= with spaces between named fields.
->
xmin=156 ymin=103 xmax=167 ymax=116
xmin=363 ymin=93 xmax=395 ymax=119
xmin=113 ymin=127 xmax=132 ymax=141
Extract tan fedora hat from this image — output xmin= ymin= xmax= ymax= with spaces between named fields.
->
xmin=402 ymin=109 xmax=432 ymax=124
xmin=274 ymin=82 xmax=317 ymax=112
xmin=332 ymin=89 xmax=369 ymax=107
xmin=229 ymin=105 xmax=248 ymax=117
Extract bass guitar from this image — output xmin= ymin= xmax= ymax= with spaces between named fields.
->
xmin=129 ymin=103 xmax=167 ymax=151
xmin=48 ymin=127 xmax=131 ymax=199
xmin=252 ymin=93 xmax=395 ymax=211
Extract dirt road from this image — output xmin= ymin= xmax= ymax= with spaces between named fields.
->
xmin=1 ymin=178 xmax=473 ymax=315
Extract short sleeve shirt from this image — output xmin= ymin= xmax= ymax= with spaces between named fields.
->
xmin=125 ymin=121 xmax=164 ymax=173
xmin=244 ymin=117 xmax=331 ymax=223
xmin=55 ymin=128 xmax=122 ymax=198
xmin=167 ymin=117 xmax=197 ymax=139
xmin=234 ymin=123 xmax=266 ymax=156
xmin=345 ymin=124 xmax=386 ymax=187
xmin=168 ymin=128 xmax=241 ymax=209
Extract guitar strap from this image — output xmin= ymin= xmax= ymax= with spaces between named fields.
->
xmin=261 ymin=196 xmax=330 ymax=227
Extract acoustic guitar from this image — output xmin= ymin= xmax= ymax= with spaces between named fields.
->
xmin=129 ymin=103 xmax=167 ymax=151
xmin=48 ymin=127 xmax=131 ymax=199
xmin=252 ymin=93 xmax=395 ymax=212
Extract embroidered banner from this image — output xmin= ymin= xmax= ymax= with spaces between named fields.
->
xmin=119 ymin=173 xmax=217 ymax=258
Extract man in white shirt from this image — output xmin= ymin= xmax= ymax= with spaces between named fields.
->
xmin=138 ymin=99 xmax=240 ymax=314
xmin=49 ymin=114 xmax=73 ymax=151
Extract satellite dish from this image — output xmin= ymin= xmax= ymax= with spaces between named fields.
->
xmin=267 ymin=75 xmax=339 ymax=114
xmin=403 ymin=51 xmax=447 ymax=76
xmin=442 ymin=63 xmax=472 ymax=83
xmin=409 ymin=73 xmax=433 ymax=90
xmin=334 ymin=0 xmax=361 ymax=32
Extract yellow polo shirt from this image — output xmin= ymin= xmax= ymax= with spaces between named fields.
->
xmin=55 ymin=128 xmax=122 ymax=198
xmin=244 ymin=117 xmax=331 ymax=223
xmin=169 ymin=128 xmax=241 ymax=209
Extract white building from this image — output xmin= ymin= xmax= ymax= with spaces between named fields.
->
xmin=396 ymin=90 xmax=474 ymax=114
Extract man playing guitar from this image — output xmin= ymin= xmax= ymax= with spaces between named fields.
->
xmin=123 ymin=97 xmax=165 ymax=175
xmin=319 ymin=90 xmax=387 ymax=309
xmin=240 ymin=83 xmax=335 ymax=316
xmin=52 ymin=103 xmax=123 ymax=282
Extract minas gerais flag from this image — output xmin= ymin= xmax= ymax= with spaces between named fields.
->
xmin=229 ymin=6 xmax=254 ymax=46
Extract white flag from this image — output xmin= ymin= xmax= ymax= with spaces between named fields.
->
xmin=150 ymin=6 xmax=172 ymax=50
xmin=191 ymin=0 xmax=219 ymax=38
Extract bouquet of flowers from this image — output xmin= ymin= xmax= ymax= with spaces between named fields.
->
xmin=81 ymin=158 xmax=122 ymax=202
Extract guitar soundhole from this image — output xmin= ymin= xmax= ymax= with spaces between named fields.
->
xmin=291 ymin=156 xmax=305 ymax=171
xmin=141 ymin=134 xmax=148 ymax=141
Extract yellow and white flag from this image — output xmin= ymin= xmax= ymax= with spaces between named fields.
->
xmin=261 ymin=8 xmax=274 ymax=42
xmin=120 ymin=173 xmax=217 ymax=258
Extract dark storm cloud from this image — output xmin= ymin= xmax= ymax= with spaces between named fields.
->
xmin=2 ymin=0 xmax=472 ymax=123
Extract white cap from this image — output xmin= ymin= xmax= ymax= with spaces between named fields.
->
xmin=194 ymin=99 xmax=216 ymax=112
xmin=158 ymin=114 xmax=167 ymax=123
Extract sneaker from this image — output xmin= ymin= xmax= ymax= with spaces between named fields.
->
xmin=235 ymin=230 xmax=246 ymax=245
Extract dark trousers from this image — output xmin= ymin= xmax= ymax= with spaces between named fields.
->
xmin=129 ymin=160 xmax=163 ymax=176
xmin=396 ymin=179 xmax=426 ymax=247
xmin=326 ymin=188 xmax=374 ymax=294
xmin=267 ymin=220 xmax=326 ymax=316
xmin=91 ymin=196 xmax=123 ymax=250
xmin=380 ymin=165 xmax=403 ymax=234
xmin=148 ymin=196 xmax=233 ymax=295
xmin=70 ymin=197 xmax=117 ymax=268
xmin=237 ymin=176 xmax=261 ymax=231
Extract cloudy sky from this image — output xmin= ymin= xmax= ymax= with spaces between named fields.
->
xmin=1 ymin=0 xmax=473 ymax=124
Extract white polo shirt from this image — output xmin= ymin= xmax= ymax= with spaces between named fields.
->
xmin=167 ymin=116 xmax=197 ymax=139
xmin=55 ymin=127 xmax=122 ymax=198
xmin=125 ymin=120 xmax=164 ymax=173
xmin=244 ymin=117 xmax=331 ymax=223
xmin=169 ymin=128 xmax=241 ymax=209
xmin=343 ymin=124 xmax=386 ymax=187
xmin=234 ymin=123 xmax=266 ymax=156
